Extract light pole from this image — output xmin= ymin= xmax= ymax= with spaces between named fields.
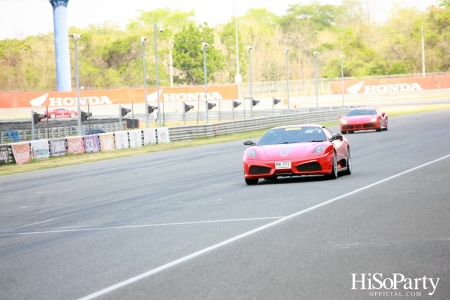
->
xmin=313 ymin=51 xmax=319 ymax=110
xmin=247 ymin=46 xmax=253 ymax=119
xmin=141 ymin=37 xmax=149 ymax=128
xmin=340 ymin=54 xmax=345 ymax=107
xmin=202 ymin=42 xmax=209 ymax=124
xmin=69 ymin=33 xmax=82 ymax=135
xmin=154 ymin=24 xmax=163 ymax=128
xmin=285 ymin=48 xmax=290 ymax=114
xmin=421 ymin=26 xmax=425 ymax=77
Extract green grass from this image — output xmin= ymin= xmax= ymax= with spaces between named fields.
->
xmin=1 ymin=104 xmax=450 ymax=176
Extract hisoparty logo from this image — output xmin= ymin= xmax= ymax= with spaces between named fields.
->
xmin=347 ymin=81 xmax=423 ymax=94
xmin=352 ymin=273 xmax=439 ymax=296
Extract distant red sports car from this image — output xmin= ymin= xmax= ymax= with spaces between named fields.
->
xmin=242 ymin=124 xmax=351 ymax=185
xmin=340 ymin=107 xmax=388 ymax=134
xmin=44 ymin=108 xmax=78 ymax=118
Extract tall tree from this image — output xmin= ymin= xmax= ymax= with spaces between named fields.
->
xmin=173 ymin=23 xmax=224 ymax=85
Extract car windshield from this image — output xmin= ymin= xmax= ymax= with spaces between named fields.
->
xmin=346 ymin=108 xmax=377 ymax=116
xmin=257 ymin=127 xmax=326 ymax=146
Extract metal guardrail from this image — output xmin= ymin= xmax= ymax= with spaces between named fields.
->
xmin=167 ymin=108 xmax=351 ymax=142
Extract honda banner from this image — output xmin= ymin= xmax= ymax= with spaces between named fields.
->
xmin=331 ymin=74 xmax=450 ymax=94
xmin=0 ymin=85 xmax=239 ymax=108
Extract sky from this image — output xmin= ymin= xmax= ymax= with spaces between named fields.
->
xmin=0 ymin=0 xmax=438 ymax=40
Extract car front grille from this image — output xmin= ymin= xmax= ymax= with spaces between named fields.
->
xmin=249 ymin=165 xmax=271 ymax=175
xmin=343 ymin=125 xmax=353 ymax=129
xmin=296 ymin=162 xmax=322 ymax=172
xmin=363 ymin=123 xmax=376 ymax=128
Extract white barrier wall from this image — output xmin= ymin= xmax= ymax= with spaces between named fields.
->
xmin=128 ymin=130 xmax=142 ymax=148
xmin=114 ymin=131 xmax=129 ymax=150
xmin=157 ymin=127 xmax=170 ymax=143
xmin=142 ymin=128 xmax=157 ymax=145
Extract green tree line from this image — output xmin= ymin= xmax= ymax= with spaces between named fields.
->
xmin=0 ymin=0 xmax=449 ymax=92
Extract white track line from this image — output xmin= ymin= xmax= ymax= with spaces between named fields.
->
xmin=78 ymin=153 xmax=450 ymax=300
xmin=0 ymin=217 xmax=282 ymax=237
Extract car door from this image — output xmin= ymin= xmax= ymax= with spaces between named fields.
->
xmin=324 ymin=127 xmax=346 ymax=161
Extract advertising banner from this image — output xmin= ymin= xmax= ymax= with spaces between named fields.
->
xmin=11 ymin=142 xmax=30 ymax=165
xmin=30 ymin=140 xmax=50 ymax=160
xmin=0 ymin=145 xmax=10 ymax=165
xmin=67 ymin=137 xmax=85 ymax=154
xmin=0 ymin=85 xmax=239 ymax=108
xmin=157 ymin=127 xmax=170 ymax=144
xmin=142 ymin=128 xmax=157 ymax=145
xmin=84 ymin=135 xmax=100 ymax=153
xmin=99 ymin=133 xmax=115 ymax=152
xmin=114 ymin=131 xmax=129 ymax=150
xmin=331 ymin=74 xmax=450 ymax=94
xmin=49 ymin=139 xmax=66 ymax=157
xmin=128 ymin=130 xmax=142 ymax=148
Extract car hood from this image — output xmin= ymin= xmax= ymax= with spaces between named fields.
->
xmin=260 ymin=143 xmax=325 ymax=158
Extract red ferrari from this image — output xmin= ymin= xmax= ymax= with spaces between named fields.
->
xmin=44 ymin=108 xmax=78 ymax=118
xmin=243 ymin=124 xmax=351 ymax=185
xmin=340 ymin=107 xmax=388 ymax=134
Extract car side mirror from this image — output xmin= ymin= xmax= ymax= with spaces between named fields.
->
xmin=330 ymin=133 xmax=343 ymax=142
xmin=338 ymin=115 xmax=342 ymax=118
xmin=381 ymin=112 xmax=385 ymax=117
xmin=244 ymin=140 xmax=256 ymax=146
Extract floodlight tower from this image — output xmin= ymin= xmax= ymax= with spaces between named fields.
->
xmin=50 ymin=0 xmax=72 ymax=91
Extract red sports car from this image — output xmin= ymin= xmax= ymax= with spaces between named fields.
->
xmin=44 ymin=108 xmax=78 ymax=118
xmin=242 ymin=124 xmax=351 ymax=185
xmin=340 ymin=107 xmax=388 ymax=134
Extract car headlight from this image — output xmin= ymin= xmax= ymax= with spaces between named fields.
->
xmin=371 ymin=117 xmax=377 ymax=122
xmin=341 ymin=118 xmax=347 ymax=124
xmin=313 ymin=145 xmax=327 ymax=154
xmin=247 ymin=149 xmax=257 ymax=158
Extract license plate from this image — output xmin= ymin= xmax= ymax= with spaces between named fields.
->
xmin=275 ymin=162 xmax=291 ymax=169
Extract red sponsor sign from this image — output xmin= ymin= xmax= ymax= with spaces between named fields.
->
xmin=67 ymin=137 xmax=84 ymax=154
xmin=0 ymin=85 xmax=239 ymax=109
xmin=11 ymin=142 xmax=31 ymax=165
xmin=331 ymin=74 xmax=450 ymax=94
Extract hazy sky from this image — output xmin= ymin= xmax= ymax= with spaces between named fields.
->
xmin=0 ymin=0 xmax=438 ymax=40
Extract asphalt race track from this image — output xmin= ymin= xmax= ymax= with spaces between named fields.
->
xmin=0 ymin=110 xmax=449 ymax=300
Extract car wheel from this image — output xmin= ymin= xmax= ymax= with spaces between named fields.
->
xmin=70 ymin=112 xmax=76 ymax=118
xmin=325 ymin=152 xmax=338 ymax=180
xmin=384 ymin=118 xmax=388 ymax=131
xmin=342 ymin=148 xmax=352 ymax=175
xmin=376 ymin=119 xmax=382 ymax=132
xmin=245 ymin=178 xmax=259 ymax=185
xmin=50 ymin=113 xmax=56 ymax=118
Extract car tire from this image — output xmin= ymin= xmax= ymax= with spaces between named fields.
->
xmin=325 ymin=152 xmax=338 ymax=180
xmin=342 ymin=148 xmax=352 ymax=175
xmin=384 ymin=118 xmax=388 ymax=131
xmin=245 ymin=178 xmax=259 ymax=185
xmin=70 ymin=112 xmax=76 ymax=118
xmin=50 ymin=113 xmax=56 ymax=118
xmin=376 ymin=119 xmax=382 ymax=132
